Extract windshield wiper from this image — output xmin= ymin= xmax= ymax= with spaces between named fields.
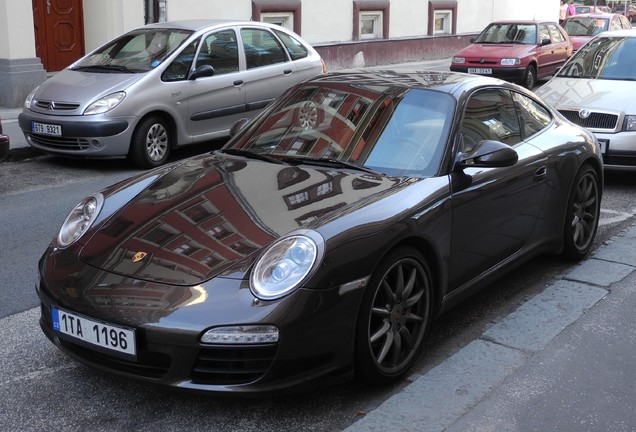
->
xmin=217 ymin=148 xmax=286 ymax=164
xmin=72 ymin=65 xmax=138 ymax=73
xmin=282 ymin=156 xmax=383 ymax=175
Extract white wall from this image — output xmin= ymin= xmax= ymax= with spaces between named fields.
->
xmin=457 ymin=0 xmax=560 ymax=34
xmin=76 ymin=0 xmax=562 ymax=51
xmin=0 ymin=0 xmax=36 ymax=58
xmin=165 ymin=0 xmax=250 ymax=21
xmin=83 ymin=0 xmax=144 ymax=52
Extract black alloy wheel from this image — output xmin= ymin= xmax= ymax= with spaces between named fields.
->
xmin=355 ymin=247 xmax=433 ymax=384
xmin=563 ymin=164 xmax=600 ymax=260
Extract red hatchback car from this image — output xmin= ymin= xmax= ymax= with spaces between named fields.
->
xmin=450 ymin=20 xmax=572 ymax=89
xmin=562 ymin=13 xmax=631 ymax=52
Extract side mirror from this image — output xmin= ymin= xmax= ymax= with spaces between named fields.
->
xmin=541 ymin=38 xmax=552 ymax=46
xmin=189 ymin=64 xmax=215 ymax=80
xmin=229 ymin=118 xmax=251 ymax=137
xmin=456 ymin=140 xmax=518 ymax=169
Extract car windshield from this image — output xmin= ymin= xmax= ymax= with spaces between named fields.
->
xmin=558 ymin=36 xmax=636 ymax=80
xmin=72 ymin=28 xmax=192 ymax=73
xmin=563 ymin=17 xmax=609 ymax=36
xmin=474 ymin=23 xmax=537 ymax=44
xmin=225 ymin=81 xmax=455 ymax=177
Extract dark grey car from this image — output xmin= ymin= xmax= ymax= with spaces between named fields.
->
xmin=19 ymin=19 xmax=325 ymax=168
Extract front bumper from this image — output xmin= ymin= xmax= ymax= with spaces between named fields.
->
xmin=36 ymin=267 xmax=363 ymax=395
xmin=594 ymin=130 xmax=636 ymax=168
xmin=18 ymin=110 xmax=134 ymax=158
xmin=450 ymin=65 xmax=526 ymax=84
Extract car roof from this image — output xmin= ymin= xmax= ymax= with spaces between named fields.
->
xmin=302 ymin=69 xmax=523 ymax=98
xmin=487 ymin=20 xmax=556 ymax=25
xmin=596 ymin=28 xmax=636 ymax=38
xmin=142 ymin=19 xmax=253 ymax=32
xmin=568 ymin=12 xmax=623 ymax=18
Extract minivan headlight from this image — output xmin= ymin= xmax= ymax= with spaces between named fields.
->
xmin=84 ymin=92 xmax=126 ymax=115
xmin=24 ymin=86 xmax=39 ymax=109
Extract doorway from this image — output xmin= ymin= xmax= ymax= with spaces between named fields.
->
xmin=32 ymin=0 xmax=85 ymax=71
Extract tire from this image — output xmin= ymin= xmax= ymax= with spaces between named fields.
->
xmin=523 ymin=64 xmax=537 ymax=89
xmin=355 ymin=246 xmax=433 ymax=384
xmin=130 ymin=115 xmax=171 ymax=168
xmin=562 ymin=164 xmax=600 ymax=260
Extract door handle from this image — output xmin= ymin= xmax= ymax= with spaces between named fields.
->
xmin=534 ymin=166 xmax=548 ymax=181
xmin=233 ymin=80 xmax=244 ymax=86
xmin=283 ymin=69 xmax=292 ymax=75
xmin=47 ymin=0 xmax=51 ymax=14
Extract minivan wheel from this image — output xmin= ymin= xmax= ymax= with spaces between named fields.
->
xmin=130 ymin=115 xmax=171 ymax=168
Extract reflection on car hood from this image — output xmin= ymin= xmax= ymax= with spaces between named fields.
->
xmin=456 ymin=44 xmax=534 ymax=59
xmin=34 ymin=69 xmax=144 ymax=107
xmin=536 ymin=77 xmax=636 ymax=112
xmin=79 ymin=153 xmax=409 ymax=285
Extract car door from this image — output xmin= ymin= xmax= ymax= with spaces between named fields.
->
xmin=237 ymin=27 xmax=298 ymax=116
xmin=546 ymin=24 xmax=572 ymax=75
xmin=186 ymin=28 xmax=247 ymax=137
xmin=448 ymin=87 xmax=549 ymax=291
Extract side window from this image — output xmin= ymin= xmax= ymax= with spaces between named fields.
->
xmin=162 ymin=39 xmax=198 ymax=82
xmin=273 ymin=29 xmax=308 ymax=60
xmin=200 ymin=30 xmax=239 ymax=75
xmin=539 ymin=25 xmax=551 ymax=44
xmin=548 ymin=24 xmax=565 ymax=43
xmin=241 ymin=28 xmax=287 ymax=69
xmin=460 ymin=88 xmax=521 ymax=153
xmin=511 ymin=92 xmax=553 ymax=139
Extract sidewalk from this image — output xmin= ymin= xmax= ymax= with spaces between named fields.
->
xmin=346 ymin=224 xmax=636 ymax=431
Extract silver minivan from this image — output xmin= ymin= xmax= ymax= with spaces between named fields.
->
xmin=19 ymin=19 xmax=326 ymax=168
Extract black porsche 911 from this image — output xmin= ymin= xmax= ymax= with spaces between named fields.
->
xmin=36 ymin=69 xmax=602 ymax=395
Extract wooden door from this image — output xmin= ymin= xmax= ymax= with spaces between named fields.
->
xmin=32 ymin=0 xmax=85 ymax=71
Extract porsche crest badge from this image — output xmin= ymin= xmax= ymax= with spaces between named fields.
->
xmin=132 ymin=252 xmax=148 ymax=263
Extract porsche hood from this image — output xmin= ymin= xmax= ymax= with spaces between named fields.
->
xmin=78 ymin=153 xmax=408 ymax=285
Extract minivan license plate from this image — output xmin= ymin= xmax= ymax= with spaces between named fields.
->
xmin=52 ymin=307 xmax=137 ymax=359
xmin=32 ymin=121 xmax=62 ymax=136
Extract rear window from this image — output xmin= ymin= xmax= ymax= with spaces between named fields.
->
xmin=274 ymin=29 xmax=309 ymax=60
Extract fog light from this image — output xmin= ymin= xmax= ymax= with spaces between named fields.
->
xmin=201 ymin=325 xmax=279 ymax=344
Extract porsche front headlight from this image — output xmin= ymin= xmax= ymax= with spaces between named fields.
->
xmin=57 ymin=193 xmax=104 ymax=248
xmin=84 ymin=92 xmax=125 ymax=115
xmin=250 ymin=232 xmax=324 ymax=300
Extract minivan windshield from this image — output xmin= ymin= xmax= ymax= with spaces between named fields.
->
xmin=558 ymin=36 xmax=636 ymax=80
xmin=72 ymin=28 xmax=192 ymax=73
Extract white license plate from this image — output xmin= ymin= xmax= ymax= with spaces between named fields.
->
xmin=32 ymin=121 xmax=62 ymax=136
xmin=597 ymin=139 xmax=608 ymax=155
xmin=467 ymin=68 xmax=492 ymax=74
xmin=52 ymin=307 xmax=137 ymax=359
